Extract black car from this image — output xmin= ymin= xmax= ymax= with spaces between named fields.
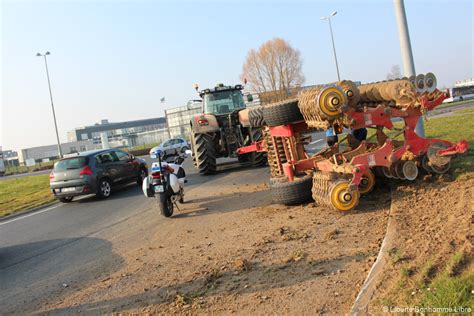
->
xmin=50 ymin=149 xmax=148 ymax=203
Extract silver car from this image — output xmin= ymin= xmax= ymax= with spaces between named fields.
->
xmin=149 ymin=138 xmax=190 ymax=157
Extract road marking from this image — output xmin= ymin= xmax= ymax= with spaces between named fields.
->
xmin=309 ymin=139 xmax=323 ymax=145
xmin=0 ymin=204 xmax=62 ymax=226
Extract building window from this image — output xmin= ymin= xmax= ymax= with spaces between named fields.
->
xmin=80 ymin=145 xmax=86 ymax=152
xmin=81 ymin=133 xmax=88 ymax=140
xmin=70 ymin=147 xmax=77 ymax=153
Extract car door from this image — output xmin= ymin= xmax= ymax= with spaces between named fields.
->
xmin=162 ymin=140 xmax=172 ymax=156
xmin=172 ymin=139 xmax=181 ymax=154
xmin=96 ymin=151 xmax=122 ymax=184
xmin=114 ymin=150 xmax=138 ymax=183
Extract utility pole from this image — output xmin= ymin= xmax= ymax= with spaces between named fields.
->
xmin=394 ymin=0 xmax=425 ymax=136
xmin=321 ymin=11 xmax=341 ymax=81
xmin=37 ymin=51 xmax=63 ymax=158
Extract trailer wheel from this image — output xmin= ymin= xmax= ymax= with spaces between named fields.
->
xmin=269 ymin=174 xmax=313 ymax=205
xmin=193 ymin=133 xmax=217 ymax=175
xmin=262 ymin=98 xmax=304 ymax=126
xmin=329 ymin=180 xmax=360 ymax=212
xmin=248 ymin=107 xmax=266 ymax=127
xmin=249 ymin=128 xmax=267 ymax=166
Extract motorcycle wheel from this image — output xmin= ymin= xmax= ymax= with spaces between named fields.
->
xmin=158 ymin=193 xmax=174 ymax=217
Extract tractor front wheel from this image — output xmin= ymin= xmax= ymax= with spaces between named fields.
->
xmin=193 ymin=133 xmax=217 ymax=175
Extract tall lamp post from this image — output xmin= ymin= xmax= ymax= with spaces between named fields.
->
xmin=321 ymin=11 xmax=341 ymax=81
xmin=36 ymin=51 xmax=63 ymax=159
xmin=393 ymin=0 xmax=424 ymax=137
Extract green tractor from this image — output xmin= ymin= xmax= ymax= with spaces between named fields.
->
xmin=190 ymin=83 xmax=266 ymax=175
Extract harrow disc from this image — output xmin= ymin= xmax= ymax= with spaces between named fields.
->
xmin=415 ymin=74 xmax=426 ymax=94
xmin=431 ymin=160 xmax=451 ymax=174
xmin=382 ymin=166 xmax=393 ymax=178
xmin=358 ymin=170 xmax=376 ymax=195
xmin=401 ymin=160 xmax=418 ymax=180
xmin=389 ymin=163 xmax=400 ymax=179
xmin=329 ymin=180 xmax=360 ymax=212
xmin=424 ymin=72 xmax=437 ymax=93
xmin=427 ymin=142 xmax=451 ymax=167
xmin=421 ymin=155 xmax=433 ymax=173
xmin=394 ymin=161 xmax=407 ymax=180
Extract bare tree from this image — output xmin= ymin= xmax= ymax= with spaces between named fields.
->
xmin=386 ymin=65 xmax=402 ymax=80
xmin=241 ymin=38 xmax=305 ymax=93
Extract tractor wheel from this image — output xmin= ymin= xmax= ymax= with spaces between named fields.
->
xmin=248 ymin=107 xmax=266 ymax=127
xmin=193 ymin=133 xmax=217 ymax=175
xmin=269 ymin=174 xmax=313 ymax=205
xmin=262 ymin=98 xmax=304 ymax=126
xmin=249 ymin=128 xmax=267 ymax=166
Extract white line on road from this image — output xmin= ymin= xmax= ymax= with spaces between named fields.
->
xmin=309 ymin=139 xmax=323 ymax=145
xmin=0 ymin=204 xmax=62 ymax=226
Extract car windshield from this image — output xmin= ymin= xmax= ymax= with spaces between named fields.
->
xmin=54 ymin=157 xmax=88 ymax=171
xmin=203 ymin=90 xmax=245 ymax=114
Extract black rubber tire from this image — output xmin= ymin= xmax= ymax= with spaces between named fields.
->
xmin=193 ymin=133 xmax=217 ymax=175
xmin=58 ymin=196 xmax=73 ymax=203
xmin=137 ymin=167 xmax=148 ymax=185
xmin=158 ymin=193 xmax=174 ymax=217
xmin=96 ymin=178 xmax=112 ymax=199
xmin=248 ymin=107 xmax=266 ymax=127
xmin=249 ymin=128 xmax=267 ymax=166
xmin=269 ymin=174 xmax=313 ymax=205
xmin=262 ymin=98 xmax=303 ymax=126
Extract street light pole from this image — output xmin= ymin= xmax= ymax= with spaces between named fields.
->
xmin=37 ymin=51 xmax=63 ymax=158
xmin=393 ymin=0 xmax=425 ymax=136
xmin=321 ymin=11 xmax=341 ymax=81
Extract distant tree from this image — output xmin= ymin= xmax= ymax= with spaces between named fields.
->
xmin=241 ymin=38 xmax=305 ymax=93
xmin=386 ymin=65 xmax=402 ymax=80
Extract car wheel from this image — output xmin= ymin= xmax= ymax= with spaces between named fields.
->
xmin=137 ymin=168 xmax=147 ymax=185
xmin=58 ymin=196 xmax=73 ymax=203
xmin=96 ymin=178 xmax=112 ymax=199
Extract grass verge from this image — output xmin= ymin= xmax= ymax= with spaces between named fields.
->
xmin=0 ymin=174 xmax=55 ymax=217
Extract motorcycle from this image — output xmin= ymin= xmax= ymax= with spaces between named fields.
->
xmin=142 ymin=149 xmax=191 ymax=217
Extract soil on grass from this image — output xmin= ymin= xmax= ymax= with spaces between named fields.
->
xmin=368 ymin=173 xmax=474 ymax=312
xmin=40 ymin=179 xmax=390 ymax=315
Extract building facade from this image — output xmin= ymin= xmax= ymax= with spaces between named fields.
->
xmin=67 ymin=118 xmax=167 ymax=144
xmin=18 ymin=140 xmax=99 ymax=164
xmin=165 ymin=100 xmax=203 ymax=139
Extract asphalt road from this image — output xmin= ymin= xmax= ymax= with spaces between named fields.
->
xmin=0 ymin=156 xmax=271 ymax=314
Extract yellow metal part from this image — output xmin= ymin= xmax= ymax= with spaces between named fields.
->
xmin=330 ymin=181 xmax=360 ymax=211
xmin=358 ymin=170 xmax=375 ymax=195
xmin=317 ymin=86 xmax=346 ymax=118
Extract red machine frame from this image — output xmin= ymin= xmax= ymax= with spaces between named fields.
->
xmin=237 ymin=91 xmax=468 ymax=187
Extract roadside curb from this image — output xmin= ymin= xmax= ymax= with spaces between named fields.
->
xmin=0 ymin=200 xmax=59 ymax=223
xmin=349 ymin=185 xmax=398 ymax=315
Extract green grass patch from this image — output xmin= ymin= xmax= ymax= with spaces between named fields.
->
xmin=0 ymin=174 xmax=55 ymax=217
xmin=421 ymin=272 xmax=474 ymax=309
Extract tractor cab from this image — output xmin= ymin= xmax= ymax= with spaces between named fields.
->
xmin=199 ymin=84 xmax=246 ymax=115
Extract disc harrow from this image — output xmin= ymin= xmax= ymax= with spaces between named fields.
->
xmin=236 ymin=73 xmax=468 ymax=211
